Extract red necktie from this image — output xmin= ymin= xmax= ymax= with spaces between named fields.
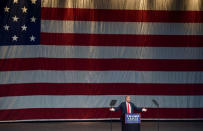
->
xmin=127 ymin=103 xmax=130 ymax=114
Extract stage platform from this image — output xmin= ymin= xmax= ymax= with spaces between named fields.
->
xmin=0 ymin=121 xmax=203 ymax=131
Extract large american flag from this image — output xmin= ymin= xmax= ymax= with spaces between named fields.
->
xmin=0 ymin=0 xmax=203 ymax=122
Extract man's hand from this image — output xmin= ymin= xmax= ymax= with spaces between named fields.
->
xmin=109 ymin=108 xmax=115 ymax=111
xmin=142 ymin=108 xmax=147 ymax=112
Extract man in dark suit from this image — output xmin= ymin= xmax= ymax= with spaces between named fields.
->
xmin=110 ymin=96 xmax=147 ymax=131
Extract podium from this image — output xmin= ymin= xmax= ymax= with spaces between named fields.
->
xmin=125 ymin=113 xmax=141 ymax=131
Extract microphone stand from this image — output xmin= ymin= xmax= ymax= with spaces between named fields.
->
xmin=152 ymin=99 xmax=160 ymax=131
xmin=157 ymin=104 xmax=160 ymax=131
xmin=109 ymin=100 xmax=117 ymax=131
xmin=110 ymin=105 xmax=113 ymax=131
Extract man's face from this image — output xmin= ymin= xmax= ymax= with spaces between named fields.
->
xmin=126 ymin=96 xmax=131 ymax=103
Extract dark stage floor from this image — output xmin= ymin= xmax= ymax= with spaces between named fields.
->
xmin=0 ymin=121 xmax=203 ymax=131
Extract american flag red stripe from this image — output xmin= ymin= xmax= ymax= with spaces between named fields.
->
xmin=1 ymin=108 xmax=203 ymax=121
xmin=1 ymin=58 xmax=203 ymax=71
xmin=41 ymin=8 xmax=203 ymax=23
xmin=0 ymin=83 xmax=203 ymax=97
xmin=41 ymin=33 xmax=203 ymax=47
xmin=0 ymin=0 xmax=203 ymax=122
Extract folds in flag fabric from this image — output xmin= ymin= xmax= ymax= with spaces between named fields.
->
xmin=0 ymin=0 xmax=203 ymax=122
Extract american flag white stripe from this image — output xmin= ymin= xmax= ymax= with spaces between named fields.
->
xmin=0 ymin=46 xmax=202 ymax=59
xmin=0 ymin=95 xmax=202 ymax=109
xmin=41 ymin=21 xmax=203 ymax=35
xmin=0 ymin=71 xmax=203 ymax=84
xmin=41 ymin=0 xmax=203 ymax=11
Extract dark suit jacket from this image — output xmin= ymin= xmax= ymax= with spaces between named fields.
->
xmin=115 ymin=102 xmax=142 ymax=121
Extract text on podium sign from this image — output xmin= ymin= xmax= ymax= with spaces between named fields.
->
xmin=125 ymin=113 xmax=141 ymax=124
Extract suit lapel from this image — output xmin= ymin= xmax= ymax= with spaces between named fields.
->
xmin=123 ymin=102 xmax=127 ymax=113
xmin=129 ymin=102 xmax=133 ymax=113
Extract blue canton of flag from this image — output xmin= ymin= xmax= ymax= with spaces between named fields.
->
xmin=0 ymin=0 xmax=41 ymax=45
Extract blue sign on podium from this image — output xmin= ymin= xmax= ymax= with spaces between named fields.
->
xmin=125 ymin=113 xmax=141 ymax=124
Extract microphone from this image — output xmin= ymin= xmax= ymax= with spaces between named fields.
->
xmin=152 ymin=99 xmax=159 ymax=107
xmin=109 ymin=100 xmax=117 ymax=107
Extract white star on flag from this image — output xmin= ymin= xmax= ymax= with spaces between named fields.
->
xmin=30 ymin=35 xmax=36 ymax=41
xmin=30 ymin=16 xmax=36 ymax=22
xmin=4 ymin=25 xmax=10 ymax=31
xmin=12 ymin=35 xmax=18 ymax=41
xmin=31 ymin=0 xmax=37 ymax=4
xmin=21 ymin=6 xmax=28 ymax=13
xmin=12 ymin=16 xmax=19 ymax=22
xmin=21 ymin=25 xmax=27 ymax=31
xmin=4 ymin=6 xmax=10 ymax=12
xmin=13 ymin=0 xmax=18 ymax=4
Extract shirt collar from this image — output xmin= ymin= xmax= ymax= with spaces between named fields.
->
xmin=126 ymin=101 xmax=130 ymax=104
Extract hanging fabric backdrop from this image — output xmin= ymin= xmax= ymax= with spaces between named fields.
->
xmin=0 ymin=0 xmax=203 ymax=122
